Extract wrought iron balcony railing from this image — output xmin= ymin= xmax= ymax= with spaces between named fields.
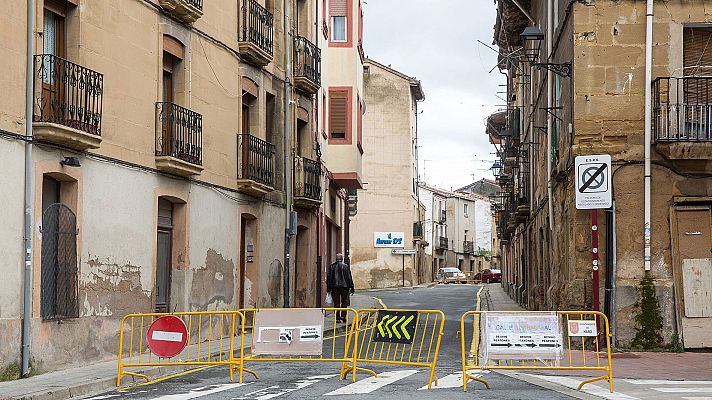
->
xmin=654 ymin=76 xmax=712 ymax=142
xmin=155 ymin=102 xmax=203 ymax=165
xmin=240 ymin=0 xmax=274 ymax=57
xmin=237 ymin=134 xmax=275 ymax=188
xmin=33 ymin=54 xmax=104 ymax=136
xmin=295 ymin=155 xmax=322 ymax=201
xmin=463 ymin=240 xmax=475 ymax=254
xmin=435 ymin=236 xmax=449 ymax=250
xmin=294 ymin=35 xmax=321 ymax=92
xmin=187 ymin=0 xmax=203 ymax=9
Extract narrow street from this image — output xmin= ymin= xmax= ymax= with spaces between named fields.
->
xmin=84 ymin=285 xmax=576 ymax=400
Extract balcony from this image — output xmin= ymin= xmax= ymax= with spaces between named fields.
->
xmin=238 ymin=0 xmax=274 ymax=67
xmin=439 ymin=209 xmax=447 ymax=223
xmin=33 ymin=54 xmax=103 ymax=151
xmin=237 ymin=134 xmax=275 ymax=196
xmin=155 ymin=102 xmax=203 ymax=177
xmin=413 ymin=221 xmax=423 ymax=239
xmin=294 ymin=36 xmax=321 ymax=95
xmin=158 ymin=0 xmax=203 ymax=23
xmin=294 ymin=155 xmax=322 ymax=208
xmin=653 ymin=76 xmax=712 ymax=160
xmin=463 ymin=241 xmax=474 ymax=254
xmin=435 ymin=236 xmax=448 ymax=251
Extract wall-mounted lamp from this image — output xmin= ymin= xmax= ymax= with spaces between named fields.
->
xmin=520 ymin=26 xmax=571 ymax=78
xmin=60 ymin=156 xmax=81 ymax=167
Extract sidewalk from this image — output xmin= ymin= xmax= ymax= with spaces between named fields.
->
xmin=484 ymin=283 xmax=712 ymax=382
xmin=0 ymin=294 xmax=380 ymax=400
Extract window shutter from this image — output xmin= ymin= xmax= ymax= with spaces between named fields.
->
xmin=684 ymin=27 xmax=712 ymax=76
xmin=329 ymin=90 xmax=348 ymax=139
xmin=330 ymin=0 xmax=347 ymax=16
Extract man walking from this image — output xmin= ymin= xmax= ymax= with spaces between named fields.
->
xmin=327 ymin=253 xmax=355 ymax=322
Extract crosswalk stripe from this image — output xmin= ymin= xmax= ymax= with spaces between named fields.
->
xmin=523 ymin=374 xmax=639 ymax=400
xmin=323 ymin=370 xmax=419 ymax=396
xmin=235 ymin=375 xmax=336 ymax=399
xmin=416 ymin=370 xmax=489 ymax=390
xmin=682 ymin=397 xmax=712 ymax=400
xmin=654 ymin=388 xmax=712 ymax=393
xmin=625 ymin=380 xmax=712 ymax=385
xmin=150 ymin=383 xmax=252 ymax=400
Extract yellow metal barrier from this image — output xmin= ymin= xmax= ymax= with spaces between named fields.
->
xmin=117 ymin=310 xmax=245 ymax=386
xmin=460 ymin=310 xmax=614 ymax=393
xmin=345 ymin=308 xmax=445 ymax=389
xmin=231 ymin=308 xmax=360 ymax=383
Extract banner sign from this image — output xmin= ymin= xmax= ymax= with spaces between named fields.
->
xmin=372 ymin=310 xmax=418 ymax=344
xmin=482 ymin=313 xmax=563 ymax=362
xmin=374 ymin=232 xmax=405 ymax=248
xmin=253 ymin=309 xmax=324 ymax=356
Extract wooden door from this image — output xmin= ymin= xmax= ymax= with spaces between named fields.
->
xmin=673 ymin=205 xmax=712 ymax=348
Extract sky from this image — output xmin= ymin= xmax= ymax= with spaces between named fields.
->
xmin=362 ymin=0 xmax=501 ymax=191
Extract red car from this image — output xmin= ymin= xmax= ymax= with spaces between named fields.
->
xmin=475 ymin=268 xmax=501 ymax=283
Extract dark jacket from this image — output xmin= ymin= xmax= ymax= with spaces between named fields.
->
xmin=327 ymin=261 xmax=354 ymax=292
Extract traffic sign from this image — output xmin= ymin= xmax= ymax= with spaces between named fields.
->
xmin=575 ymin=155 xmax=612 ymax=209
xmin=372 ymin=310 xmax=418 ymax=344
xmin=146 ymin=315 xmax=188 ymax=358
xmin=391 ymin=249 xmax=416 ymax=255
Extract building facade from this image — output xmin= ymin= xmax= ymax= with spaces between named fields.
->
xmin=490 ymin=0 xmax=712 ymax=349
xmin=0 ymin=0 xmax=364 ymax=376
xmin=349 ymin=59 xmax=426 ymax=289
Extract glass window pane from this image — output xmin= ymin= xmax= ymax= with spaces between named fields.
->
xmin=332 ymin=16 xmax=346 ymax=42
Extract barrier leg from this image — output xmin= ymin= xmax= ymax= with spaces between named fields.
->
xmin=119 ymin=371 xmax=151 ymax=385
xmin=464 ymin=371 xmax=491 ymax=390
xmin=577 ymin=375 xmax=609 ymax=390
xmin=426 ymin=364 xmax=438 ymax=389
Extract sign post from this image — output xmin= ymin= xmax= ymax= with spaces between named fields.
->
xmin=575 ymin=155 xmax=612 ymax=335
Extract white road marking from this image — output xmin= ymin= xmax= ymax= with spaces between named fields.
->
xmin=323 ymin=370 xmax=419 ymax=395
xmin=83 ymin=395 xmax=122 ymax=400
xmin=654 ymin=388 xmax=712 ymax=393
xmin=523 ymin=374 xmax=639 ymax=400
xmin=234 ymin=374 xmax=336 ymax=399
xmin=625 ymin=380 xmax=712 ymax=385
xmin=416 ymin=370 xmax=489 ymax=390
xmin=682 ymin=397 xmax=712 ymax=399
xmin=150 ymin=383 xmax=251 ymax=399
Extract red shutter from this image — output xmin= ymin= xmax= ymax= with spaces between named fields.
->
xmin=330 ymin=0 xmax=347 ymax=16
xmin=329 ymin=89 xmax=349 ymax=139
xmin=357 ymin=95 xmax=363 ymax=150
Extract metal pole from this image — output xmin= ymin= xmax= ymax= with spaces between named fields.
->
xmin=402 ymin=254 xmax=405 ymax=287
xmin=643 ymin=0 xmax=654 ymax=271
xmin=283 ymin=0 xmax=292 ymax=308
xmin=611 ymin=200 xmax=617 ymax=343
xmin=592 ymin=209 xmax=600 ymax=331
xmin=22 ymin=0 xmax=35 ymax=377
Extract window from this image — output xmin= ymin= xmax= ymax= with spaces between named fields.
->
xmin=552 ymin=75 xmax=561 ymax=165
xmin=331 ymin=16 xmax=346 ymax=41
xmin=329 ymin=87 xmax=351 ymax=142
xmin=40 ymin=175 xmax=79 ymax=320
xmin=329 ymin=0 xmax=351 ymax=46
xmin=156 ymin=198 xmax=174 ymax=312
xmin=464 ymin=203 xmax=469 ymax=218
xmin=357 ymin=94 xmax=363 ymax=152
xmin=684 ymin=27 xmax=712 ymax=76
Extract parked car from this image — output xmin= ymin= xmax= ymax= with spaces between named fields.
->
xmin=475 ymin=268 xmax=502 ymax=283
xmin=436 ymin=267 xmax=466 ymax=284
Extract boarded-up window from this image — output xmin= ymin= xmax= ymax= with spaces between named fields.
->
xmin=684 ymin=27 xmax=712 ymax=76
xmin=329 ymin=89 xmax=349 ymax=139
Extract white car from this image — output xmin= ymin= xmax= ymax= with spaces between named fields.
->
xmin=437 ymin=267 xmax=466 ymax=284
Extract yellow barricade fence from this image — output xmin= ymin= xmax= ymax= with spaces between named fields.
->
xmin=230 ymin=308 xmax=359 ymax=383
xmin=345 ymin=308 xmax=445 ymax=389
xmin=460 ymin=310 xmax=614 ymax=393
xmin=117 ymin=310 xmax=245 ymax=386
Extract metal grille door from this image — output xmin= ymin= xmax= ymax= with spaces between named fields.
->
xmin=41 ymin=203 xmax=79 ymax=320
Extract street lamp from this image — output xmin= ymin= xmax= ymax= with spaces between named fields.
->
xmin=520 ymin=26 xmax=572 ymax=78
xmin=491 ymin=160 xmax=503 ymax=177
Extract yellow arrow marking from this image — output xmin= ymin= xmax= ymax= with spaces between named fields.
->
xmin=384 ymin=315 xmax=398 ymax=339
xmin=377 ymin=314 xmax=390 ymax=337
xmin=392 ymin=316 xmax=405 ymax=340
xmin=401 ymin=315 xmax=415 ymax=340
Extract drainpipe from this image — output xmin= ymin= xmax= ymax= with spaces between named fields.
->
xmin=283 ymin=0 xmax=293 ymax=308
xmin=22 ymin=0 xmax=35 ymax=377
xmin=547 ymin=0 xmax=554 ymax=232
xmin=643 ymin=0 xmax=653 ymax=271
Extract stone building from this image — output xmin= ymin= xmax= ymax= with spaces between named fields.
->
xmin=0 ymin=0 xmax=364 ymax=375
xmin=490 ymin=0 xmax=712 ymax=349
xmin=349 ymin=59 xmax=426 ymax=289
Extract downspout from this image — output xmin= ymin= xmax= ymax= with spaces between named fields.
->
xmin=283 ymin=0 xmax=293 ymax=307
xmin=547 ymin=0 xmax=553 ymax=231
xmin=22 ymin=0 xmax=35 ymax=377
xmin=644 ymin=0 xmax=653 ymax=271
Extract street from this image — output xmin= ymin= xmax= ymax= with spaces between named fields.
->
xmin=85 ymin=285 xmax=577 ymax=400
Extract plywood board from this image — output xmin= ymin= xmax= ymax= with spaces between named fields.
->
xmin=253 ymin=309 xmax=324 ymax=356
xmin=682 ymin=258 xmax=712 ymax=318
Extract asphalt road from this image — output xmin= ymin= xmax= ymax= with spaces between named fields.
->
xmin=86 ymin=284 xmax=575 ymax=399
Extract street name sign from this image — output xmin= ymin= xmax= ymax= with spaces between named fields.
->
xmin=482 ymin=313 xmax=563 ymax=362
xmin=372 ymin=310 xmax=418 ymax=344
xmin=392 ymin=249 xmax=417 ymax=255
xmin=146 ymin=315 xmax=188 ymax=358
xmin=253 ymin=309 xmax=324 ymax=356
xmin=575 ymin=155 xmax=612 ymax=209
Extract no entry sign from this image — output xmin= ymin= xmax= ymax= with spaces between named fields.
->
xmin=146 ymin=315 xmax=188 ymax=358
xmin=575 ymin=155 xmax=612 ymax=209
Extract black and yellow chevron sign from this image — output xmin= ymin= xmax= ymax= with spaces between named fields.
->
xmin=372 ymin=310 xmax=418 ymax=344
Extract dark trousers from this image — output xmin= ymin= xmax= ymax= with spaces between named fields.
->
xmin=332 ymin=287 xmax=350 ymax=320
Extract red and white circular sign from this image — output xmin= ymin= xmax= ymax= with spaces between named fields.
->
xmin=146 ymin=315 xmax=188 ymax=358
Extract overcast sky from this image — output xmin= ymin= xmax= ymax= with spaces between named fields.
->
xmin=363 ymin=0 xmax=500 ymax=191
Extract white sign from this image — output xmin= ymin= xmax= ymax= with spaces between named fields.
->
xmin=482 ymin=313 xmax=563 ymax=362
xmin=299 ymin=326 xmax=322 ymax=341
xmin=567 ymin=320 xmax=598 ymax=337
xmin=374 ymin=232 xmax=405 ymax=248
xmin=575 ymin=155 xmax=612 ymax=209
xmin=253 ymin=309 xmax=324 ymax=356
xmin=392 ymin=249 xmax=416 ymax=255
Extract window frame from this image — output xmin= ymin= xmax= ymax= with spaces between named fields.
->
xmin=329 ymin=0 xmax=353 ymax=47
xmin=328 ymin=86 xmax=353 ymax=144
